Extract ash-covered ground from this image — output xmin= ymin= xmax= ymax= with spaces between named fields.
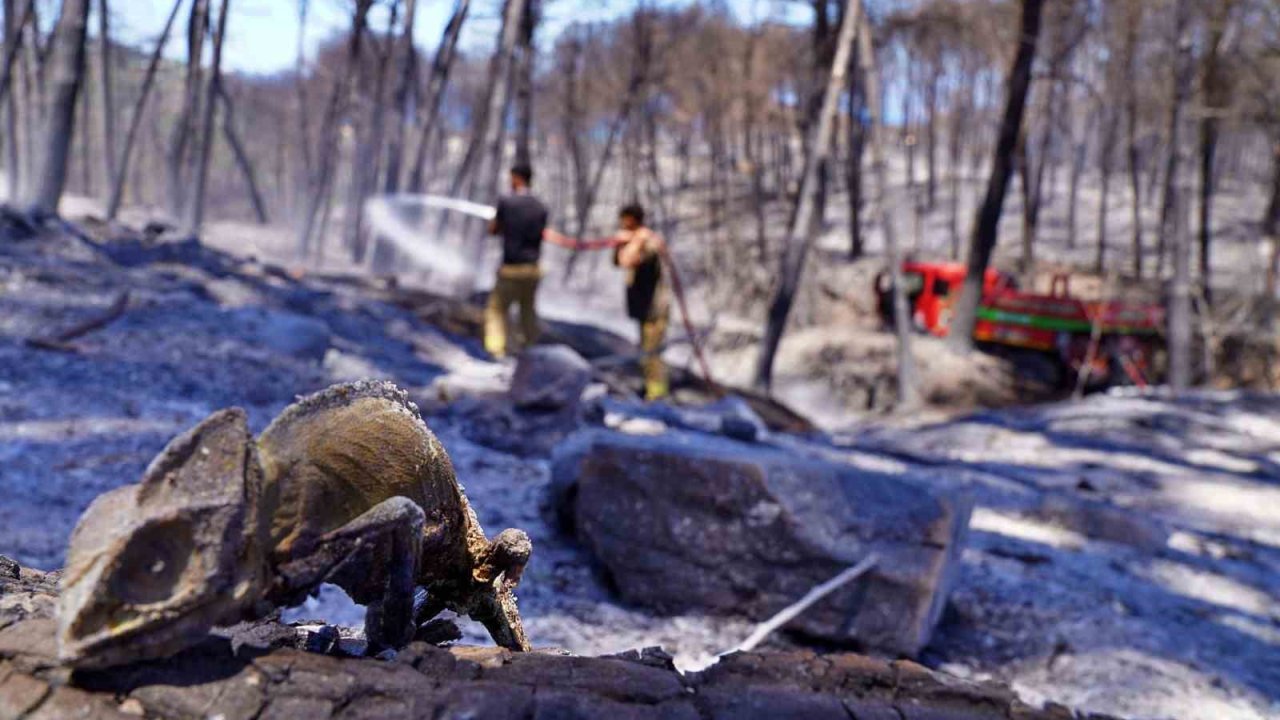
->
xmin=1 ymin=220 xmax=1278 ymax=720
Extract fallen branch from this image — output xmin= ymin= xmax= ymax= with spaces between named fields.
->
xmin=726 ymin=553 xmax=879 ymax=655
xmin=26 ymin=292 xmax=130 ymax=352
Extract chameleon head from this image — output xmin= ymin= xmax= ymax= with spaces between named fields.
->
xmin=57 ymin=409 xmax=267 ymax=669
xmin=474 ymin=528 xmax=533 ymax=588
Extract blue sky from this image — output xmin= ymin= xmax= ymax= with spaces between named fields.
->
xmin=116 ymin=0 xmax=803 ymax=76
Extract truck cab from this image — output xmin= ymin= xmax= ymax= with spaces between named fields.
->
xmin=877 ymin=262 xmax=1014 ymax=334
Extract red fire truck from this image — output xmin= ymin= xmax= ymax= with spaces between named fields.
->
xmin=877 ymin=262 xmax=1165 ymax=387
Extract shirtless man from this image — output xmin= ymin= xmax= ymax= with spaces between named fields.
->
xmin=613 ymin=204 xmax=670 ymax=401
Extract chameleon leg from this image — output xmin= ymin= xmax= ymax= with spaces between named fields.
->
xmin=469 ymin=529 xmax=533 ymax=652
xmin=471 ymin=584 xmax=531 ymax=652
xmin=272 ymin=497 xmax=425 ymax=654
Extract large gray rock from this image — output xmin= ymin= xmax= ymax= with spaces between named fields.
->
xmin=509 ymin=344 xmax=593 ymax=411
xmin=551 ymin=429 xmax=973 ymax=657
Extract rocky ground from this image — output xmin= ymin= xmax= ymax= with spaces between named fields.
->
xmin=1 ymin=562 xmax=1116 ymax=720
xmin=1 ymin=216 xmax=1278 ymax=719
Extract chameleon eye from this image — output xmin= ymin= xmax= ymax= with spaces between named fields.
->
xmin=109 ymin=519 xmax=195 ymax=606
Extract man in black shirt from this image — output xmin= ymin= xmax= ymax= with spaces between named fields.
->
xmin=485 ymin=164 xmax=551 ymax=359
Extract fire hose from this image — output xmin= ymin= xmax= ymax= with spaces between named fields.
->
xmin=404 ymin=195 xmax=717 ymax=391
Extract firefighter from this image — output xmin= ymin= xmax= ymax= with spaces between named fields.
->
xmin=485 ymin=164 xmax=551 ymax=359
xmin=613 ymin=204 xmax=670 ymax=401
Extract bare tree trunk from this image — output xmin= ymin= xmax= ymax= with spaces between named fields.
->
xmin=562 ymin=17 xmax=649 ymax=276
xmin=559 ymin=33 xmax=588 ymax=239
xmin=405 ymin=0 xmax=469 ymax=193
xmin=754 ymin=0 xmax=862 ymax=390
xmin=1096 ymin=147 xmax=1111 ymax=273
xmin=381 ymin=0 xmax=417 ymax=195
xmin=1125 ymin=112 xmax=1142 ymax=277
xmin=859 ymin=15 xmax=918 ymax=407
xmin=1265 ymin=139 xmax=1280 ymax=297
xmin=1196 ymin=2 xmax=1230 ymax=303
xmin=1157 ymin=0 xmax=1193 ymax=279
xmin=184 ymin=0 xmax=229 ymax=231
xmin=449 ymin=0 xmax=524 ymax=202
xmin=106 ymin=0 xmax=180 ymax=219
xmin=76 ymin=64 xmax=93 ymax=194
xmin=2 ymin=0 xmax=31 ymax=198
xmin=1168 ymin=173 xmax=1192 ymax=390
xmin=459 ymin=0 xmax=526 ymax=252
xmin=742 ymin=27 xmax=768 ymax=258
xmin=293 ymin=0 xmax=312 ymax=203
xmin=296 ymin=0 xmax=373 ymax=259
xmin=217 ymin=85 xmax=268 ymax=224
xmin=924 ymin=61 xmax=939 ymax=211
xmin=947 ymin=0 xmax=1045 ymax=353
xmin=512 ymin=0 xmax=537 ymax=168
xmin=437 ymin=0 xmax=522 ymax=248
xmin=166 ymin=0 xmax=208 ymax=219
xmin=345 ymin=0 xmax=398 ymax=260
xmin=96 ymin=0 xmax=115 ymax=194
xmin=18 ymin=4 xmax=39 ymax=189
xmin=948 ymin=63 xmax=972 ymax=259
xmin=846 ymin=62 xmax=865 ymax=260
xmin=21 ymin=0 xmax=90 ymax=214
xmin=1067 ymin=108 xmax=1095 ymax=250
xmin=1017 ymin=126 xmax=1033 ymax=272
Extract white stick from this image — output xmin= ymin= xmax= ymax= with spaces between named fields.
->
xmin=728 ymin=554 xmax=880 ymax=655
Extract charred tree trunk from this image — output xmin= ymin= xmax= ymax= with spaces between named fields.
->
xmin=948 ymin=63 xmax=972 ymax=260
xmin=440 ymin=0 xmax=523 ymax=246
xmin=1114 ymin=2 xmax=1144 ymax=279
xmin=562 ymin=17 xmax=649 ymax=277
xmin=96 ymin=0 xmax=116 ymax=194
xmin=382 ymin=0 xmax=418 ymax=195
xmin=405 ymin=0 xmax=469 ymax=193
xmin=512 ymin=0 xmax=537 ymax=168
xmin=924 ymin=61 xmax=939 ymax=212
xmin=1168 ymin=174 xmax=1192 ymax=391
xmin=560 ymin=33 xmax=588 ymax=242
xmin=460 ymin=0 xmax=526 ymax=251
xmin=1067 ymin=104 xmax=1095 ymax=251
xmin=346 ymin=1 xmax=398 ymax=260
xmin=1 ymin=0 xmax=32 ymax=199
xmin=21 ymin=0 xmax=90 ymax=214
xmin=296 ymin=0 xmax=373 ymax=259
xmin=742 ymin=27 xmax=769 ymax=258
xmin=1096 ymin=140 xmax=1112 ymax=274
xmin=77 ymin=77 xmax=93 ymax=194
xmin=18 ymin=4 xmax=39 ymax=189
xmin=754 ymin=0 xmax=862 ymax=390
xmin=466 ymin=0 xmax=526 ymax=197
xmin=166 ymin=0 xmax=208 ymax=220
xmin=217 ymin=86 xmax=268 ymax=224
xmin=1157 ymin=0 xmax=1193 ymax=279
xmin=1196 ymin=3 xmax=1230 ymax=303
xmin=859 ymin=15 xmax=918 ymax=407
xmin=184 ymin=0 xmax=229 ymax=231
xmin=293 ymin=0 xmax=312 ymax=201
xmin=846 ymin=61 xmax=866 ymax=260
xmin=1265 ymin=139 xmax=1280 ymax=297
xmin=106 ymin=0 xmax=180 ymax=219
xmin=947 ymin=0 xmax=1045 ymax=353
